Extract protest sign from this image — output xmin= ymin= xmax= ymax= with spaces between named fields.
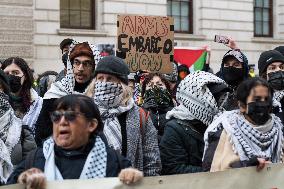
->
xmin=116 ymin=15 xmax=174 ymax=73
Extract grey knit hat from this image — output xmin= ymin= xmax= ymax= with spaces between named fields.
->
xmin=94 ymin=56 xmax=130 ymax=84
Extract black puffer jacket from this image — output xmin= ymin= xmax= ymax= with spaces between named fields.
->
xmin=12 ymin=125 xmax=37 ymax=166
xmin=160 ymin=119 xmax=206 ymax=175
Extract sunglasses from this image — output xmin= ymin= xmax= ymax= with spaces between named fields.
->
xmin=50 ymin=111 xmax=84 ymax=123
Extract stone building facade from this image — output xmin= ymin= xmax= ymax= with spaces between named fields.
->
xmin=0 ymin=0 xmax=283 ymax=74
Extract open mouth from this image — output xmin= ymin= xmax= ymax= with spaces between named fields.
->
xmin=59 ymin=130 xmax=71 ymax=138
xmin=76 ymin=74 xmax=85 ymax=78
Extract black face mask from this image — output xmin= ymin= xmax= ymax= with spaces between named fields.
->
xmin=62 ymin=52 xmax=68 ymax=68
xmin=247 ymin=101 xmax=271 ymax=125
xmin=7 ymin=75 xmax=22 ymax=93
xmin=267 ymin=71 xmax=284 ymax=91
xmin=223 ymin=67 xmax=244 ymax=87
xmin=143 ymin=86 xmax=173 ymax=109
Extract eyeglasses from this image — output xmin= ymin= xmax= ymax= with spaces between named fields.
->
xmin=50 ymin=111 xmax=85 ymax=123
xmin=73 ymin=59 xmax=94 ymax=68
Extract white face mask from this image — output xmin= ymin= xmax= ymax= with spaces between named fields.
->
xmin=94 ymin=81 xmax=123 ymax=108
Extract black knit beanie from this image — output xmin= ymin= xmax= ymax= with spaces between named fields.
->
xmin=274 ymin=46 xmax=284 ymax=56
xmin=94 ymin=56 xmax=130 ymax=84
xmin=258 ymin=50 xmax=284 ymax=76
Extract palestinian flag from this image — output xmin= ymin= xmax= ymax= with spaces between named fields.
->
xmin=174 ymin=47 xmax=207 ymax=71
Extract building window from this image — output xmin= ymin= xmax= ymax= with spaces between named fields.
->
xmin=254 ymin=0 xmax=273 ymax=37
xmin=167 ymin=0 xmax=193 ymax=33
xmin=60 ymin=0 xmax=95 ymax=29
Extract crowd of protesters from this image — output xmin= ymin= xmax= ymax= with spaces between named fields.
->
xmin=1 ymin=37 xmax=284 ymax=189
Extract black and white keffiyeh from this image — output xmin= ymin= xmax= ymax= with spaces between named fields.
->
xmin=94 ymin=81 xmax=124 ymax=108
xmin=44 ymin=41 xmax=101 ymax=99
xmin=0 ymin=92 xmax=10 ymax=118
xmin=166 ymin=71 xmax=227 ymax=125
xmin=0 ymin=92 xmax=22 ymax=183
xmin=43 ymin=136 xmax=107 ymax=180
xmin=223 ymin=50 xmax=244 ymax=63
xmin=94 ymin=81 xmax=134 ymax=151
xmin=22 ymin=89 xmax=43 ymax=135
xmin=204 ymin=110 xmax=284 ymax=162
xmin=273 ymin=90 xmax=284 ymax=112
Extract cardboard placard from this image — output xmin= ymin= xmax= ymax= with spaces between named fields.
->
xmin=116 ymin=15 xmax=174 ymax=73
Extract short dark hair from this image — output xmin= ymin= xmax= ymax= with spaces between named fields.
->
xmin=236 ymin=77 xmax=273 ymax=105
xmin=52 ymin=94 xmax=103 ymax=135
xmin=141 ymin=73 xmax=171 ymax=97
xmin=60 ymin=38 xmax=73 ymax=52
xmin=1 ymin=57 xmax=34 ymax=112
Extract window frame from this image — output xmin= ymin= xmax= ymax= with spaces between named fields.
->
xmin=253 ymin=0 xmax=273 ymax=37
xmin=167 ymin=0 xmax=193 ymax=34
xmin=60 ymin=0 xmax=96 ymax=30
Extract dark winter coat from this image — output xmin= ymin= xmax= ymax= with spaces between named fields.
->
xmin=160 ymin=119 xmax=206 ymax=175
xmin=34 ymin=98 xmax=55 ymax=146
xmin=6 ymin=134 xmax=131 ymax=185
xmin=12 ymin=125 xmax=37 ymax=166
